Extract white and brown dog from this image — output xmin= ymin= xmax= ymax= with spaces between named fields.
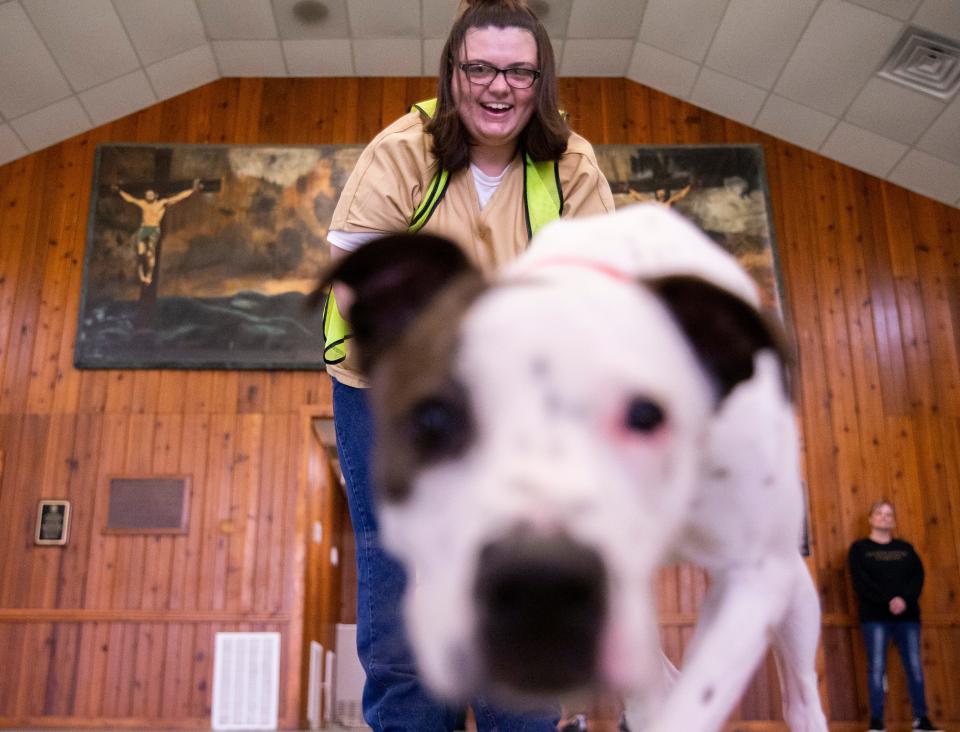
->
xmin=320 ymin=204 xmax=828 ymax=732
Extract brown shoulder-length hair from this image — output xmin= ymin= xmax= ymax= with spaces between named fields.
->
xmin=426 ymin=0 xmax=569 ymax=173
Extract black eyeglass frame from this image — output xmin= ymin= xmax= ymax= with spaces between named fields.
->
xmin=457 ymin=61 xmax=542 ymax=89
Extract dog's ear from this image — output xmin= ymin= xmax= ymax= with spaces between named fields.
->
xmin=311 ymin=233 xmax=479 ymax=374
xmin=647 ymin=275 xmax=791 ymax=401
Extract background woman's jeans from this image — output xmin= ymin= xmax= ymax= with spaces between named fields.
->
xmin=861 ymin=620 xmax=929 ymax=721
xmin=332 ymin=378 xmax=559 ymax=731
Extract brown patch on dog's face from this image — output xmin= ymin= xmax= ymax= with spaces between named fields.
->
xmin=370 ymin=271 xmax=489 ymax=503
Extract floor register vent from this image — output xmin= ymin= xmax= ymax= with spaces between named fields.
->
xmin=212 ymin=632 xmax=281 ymax=730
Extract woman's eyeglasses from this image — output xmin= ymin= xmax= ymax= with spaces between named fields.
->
xmin=458 ymin=62 xmax=541 ymax=89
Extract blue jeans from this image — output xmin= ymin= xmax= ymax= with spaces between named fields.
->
xmin=861 ymin=621 xmax=929 ymax=721
xmin=332 ymin=379 xmax=559 ymax=731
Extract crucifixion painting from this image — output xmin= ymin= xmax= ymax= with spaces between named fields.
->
xmin=76 ymin=143 xmax=780 ymax=370
xmin=76 ymin=143 xmax=358 ymax=369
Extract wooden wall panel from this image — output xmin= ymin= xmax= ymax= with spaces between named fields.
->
xmin=0 ymin=76 xmax=958 ymax=729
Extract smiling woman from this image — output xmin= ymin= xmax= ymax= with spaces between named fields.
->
xmin=427 ymin=0 xmax=570 ymax=177
xmin=453 ymin=27 xmax=539 ymax=175
xmin=450 ymin=26 xmax=541 ymax=174
xmin=316 ymin=1 xmax=614 ymax=730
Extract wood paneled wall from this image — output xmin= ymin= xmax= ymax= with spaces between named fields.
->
xmin=0 ymin=77 xmax=958 ymax=729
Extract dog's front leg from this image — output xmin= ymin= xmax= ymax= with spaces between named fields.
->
xmin=622 ymin=652 xmax=680 ymax=731
xmin=770 ymin=554 xmax=828 ymax=732
xmin=643 ymin=559 xmax=794 ymax=732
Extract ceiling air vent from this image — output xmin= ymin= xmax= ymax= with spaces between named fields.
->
xmin=878 ymin=27 xmax=960 ymax=100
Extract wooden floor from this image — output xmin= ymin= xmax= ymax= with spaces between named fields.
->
xmin=10 ymin=724 xmax=951 ymax=731
xmin=327 ymin=720 xmax=951 ymax=732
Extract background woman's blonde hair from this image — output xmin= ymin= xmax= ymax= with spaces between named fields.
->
xmin=869 ymin=499 xmax=894 ymax=516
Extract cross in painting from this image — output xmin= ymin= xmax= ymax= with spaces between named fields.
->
xmin=102 ymin=148 xmax=221 ymax=322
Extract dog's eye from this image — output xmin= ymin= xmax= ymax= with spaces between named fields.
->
xmin=408 ymin=395 xmax=472 ymax=462
xmin=625 ymin=397 xmax=665 ymax=433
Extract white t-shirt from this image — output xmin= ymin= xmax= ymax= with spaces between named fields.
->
xmin=470 ymin=162 xmax=506 ymax=210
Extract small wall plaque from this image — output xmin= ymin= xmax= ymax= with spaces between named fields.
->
xmin=106 ymin=476 xmax=190 ymax=534
xmin=36 ymin=500 xmax=71 ymax=546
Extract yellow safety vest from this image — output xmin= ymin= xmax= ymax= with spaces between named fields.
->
xmin=323 ymin=98 xmax=563 ymax=364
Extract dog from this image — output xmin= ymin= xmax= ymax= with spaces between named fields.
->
xmin=320 ymin=204 xmax=828 ymax=732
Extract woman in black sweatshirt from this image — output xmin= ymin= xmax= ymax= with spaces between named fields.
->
xmin=848 ymin=500 xmax=942 ymax=732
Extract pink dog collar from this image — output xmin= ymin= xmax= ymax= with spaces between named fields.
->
xmin=513 ymin=256 xmax=634 ymax=283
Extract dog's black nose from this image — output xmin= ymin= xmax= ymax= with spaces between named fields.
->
xmin=474 ymin=531 xmax=607 ymax=695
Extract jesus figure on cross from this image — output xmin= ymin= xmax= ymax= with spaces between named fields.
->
xmin=112 ymin=178 xmax=201 ymax=285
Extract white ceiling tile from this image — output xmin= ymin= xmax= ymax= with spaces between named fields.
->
xmin=283 ymin=39 xmax=354 ymax=75
xmin=549 ymin=38 xmax=564 ymax=69
xmin=79 ymin=70 xmax=156 ymax=126
xmin=916 ymin=96 xmax=960 ymax=166
xmin=197 ymin=0 xmax=278 ymax=39
xmin=638 ymin=0 xmax=730 ymax=63
xmin=0 ymin=2 xmax=72 ymax=118
xmin=846 ymin=0 xmax=922 ymax=19
xmin=0 ymin=124 xmax=28 ymax=166
xmin=146 ymin=44 xmax=220 ymax=101
xmin=423 ymin=38 xmax=446 ymax=76
xmin=347 ymin=0 xmax=419 ymax=38
xmin=213 ymin=40 xmax=287 ymax=76
xmin=567 ymin=0 xmax=646 ymax=39
xmin=113 ymin=0 xmax=206 ymax=66
xmin=690 ymin=68 xmax=767 ymax=126
xmin=820 ymin=121 xmax=908 ymax=177
xmin=774 ymin=1 xmax=903 ymax=116
xmin=422 ymin=0 xmax=459 ymax=38
xmin=531 ymin=0 xmax=573 ymax=39
xmin=754 ymin=95 xmax=838 ymax=151
xmin=706 ymin=0 xmax=818 ymax=89
xmin=10 ymin=96 xmax=91 ymax=151
xmin=913 ymin=0 xmax=960 ymax=39
xmin=627 ymin=42 xmax=699 ymax=99
xmin=559 ymin=39 xmax=633 ymax=77
xmin=272 ymin=0 xmax=350 ymax=38
xmin=888 ymin=149 xmax=960 ymax=205
xmin=353 ymin=39 xmax=422 ymax=76
xmin=23 ymin=0 xmax=140 ymax=91
xmin=845 ymin=77 xmax=945 ymax=145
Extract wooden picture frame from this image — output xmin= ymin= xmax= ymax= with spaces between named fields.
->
xmin=35 ymin=499 xmax=71 ymax=546
xmin=104 ymin=475 xmax=191 ymax=535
